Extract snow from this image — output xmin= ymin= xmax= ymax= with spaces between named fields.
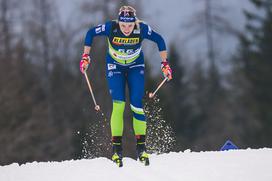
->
xmin=1 ymin=148 xmax=272 ymax=181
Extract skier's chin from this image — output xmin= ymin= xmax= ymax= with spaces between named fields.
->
xmin=124 ymin=32 xmax=131 ymax=36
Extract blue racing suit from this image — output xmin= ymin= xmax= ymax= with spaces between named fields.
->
xmin=84 ymin=20 xmax=166 ymax=137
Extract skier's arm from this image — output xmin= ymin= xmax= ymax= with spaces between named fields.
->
xmin=83 ymin=21 xmax=111 ymax=54
xmin=80 ymin=22 xmax=111 ymax=73
xmin=160 ymin=50 xmax=167 ymax=61
xmin=141 ymin=23 xmax=167 ymax=57
xmin=141 ymin=23 xmax=172 ymax=80
xmin=84 ymin=22 xmax=111 ymax=47
xmin=83 ymin=46 xmax=91 ymax=54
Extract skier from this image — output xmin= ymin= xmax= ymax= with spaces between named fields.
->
xmin=80 ymin=5 xmax=172 ymax=166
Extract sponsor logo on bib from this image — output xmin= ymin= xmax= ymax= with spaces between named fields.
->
xmin=112 ymin=37 xmax=139 ymax=45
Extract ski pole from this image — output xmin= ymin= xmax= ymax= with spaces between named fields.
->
xmin=149 ymin=77 xmax=168 ymax=98
xmin=84 ymin=72 xmax=100 ymax=111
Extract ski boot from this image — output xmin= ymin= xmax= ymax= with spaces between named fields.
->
xmin=136 ymin=135 xmax=150 ymax=166
xmin=112 ymin=136 xmax=123 ymax=167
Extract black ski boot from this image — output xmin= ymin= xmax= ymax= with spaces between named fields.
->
xmin=136 ymin=135 xmax=150 ymax=166
xmin=112 ymin=136 xmax=123 ymax=167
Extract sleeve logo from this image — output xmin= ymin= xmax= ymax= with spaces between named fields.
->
xmin=107 ymin=64 xmax=117 ymax=70
xmin=95 ymin=24 xmax=105 ymax=34
xmin=148 ymin=25 xmax=152 ymax=35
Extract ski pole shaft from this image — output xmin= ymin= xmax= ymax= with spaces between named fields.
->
xmin=149 ymin=77 xmax=168 ymax=98
xmin=84 ymin=72 xmax=100 ymax=111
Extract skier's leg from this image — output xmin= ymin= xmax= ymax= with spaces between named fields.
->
xmin=111 ymin=100 xmax=125 ymax=137
xmin=111 ymin=136 xmax=123 ymax=167
xmin=111 ymin=100 xmax=125 ymax=165
xmin=127 ymin=65 xmax=149 ymax=164
xmin=106 ymin=63 xmax=126 ymax=164
xmin=127 ymin=65 xmax=146 ymax=136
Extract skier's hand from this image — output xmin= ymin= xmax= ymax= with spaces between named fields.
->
xmin=80 ymin=53 xmax=91 ymax=74
xmin=161 ymin=60 xmax=172 ymax=81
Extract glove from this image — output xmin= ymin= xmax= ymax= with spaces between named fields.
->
xmin=80 ymin=53 xmax=90 ymax=74
xmin=161 ymin=60 xmax=172 ymax=81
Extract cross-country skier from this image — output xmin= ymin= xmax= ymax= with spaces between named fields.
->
xmin=80 ymin=5 xmax=172 ymax=166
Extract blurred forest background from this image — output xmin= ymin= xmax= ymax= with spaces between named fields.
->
xmin=0 ymin=0 xmax=272 ymax=165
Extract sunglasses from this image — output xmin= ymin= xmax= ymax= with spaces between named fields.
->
xmin=119 ymin=6 xmax=136 ymax=17
xmin=119 ymin=10 xmax=135 ymax=17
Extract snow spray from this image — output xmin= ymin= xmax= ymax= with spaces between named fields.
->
xmin=144 ymin=94 xmax=176 ymax=154
xmin=81 ymin=111 xmax=111 ymax=159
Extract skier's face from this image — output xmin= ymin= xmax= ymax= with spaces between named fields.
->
xmin=119 ymin=22 xmax=135 ymax=36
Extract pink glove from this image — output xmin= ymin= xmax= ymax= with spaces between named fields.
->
xmin=161 ymin=60 xmax=172 ymax=80
xmin=80 ymin=53 xmax=90 ymax=74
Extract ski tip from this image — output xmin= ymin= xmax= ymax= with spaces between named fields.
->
xmin=114 ymin=159 xmax=123 ymax=167
xmin=144 ymin=158 xmax=150 ymax=166
xmin=139 ymin=157 xmax=150 ymax=166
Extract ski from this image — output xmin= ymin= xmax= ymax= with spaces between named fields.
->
xmin=138 ymin=151 xmax=150 ymax=166
xmin=112 ymin=153 xmax=123 ymax=167
xmin=111 ymin=157 xmax=150 ymax=167
xmin=113 ymin=158 xmax=123 ymax=167
xmin=139 ymin=157 xmax=150 ymax=166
